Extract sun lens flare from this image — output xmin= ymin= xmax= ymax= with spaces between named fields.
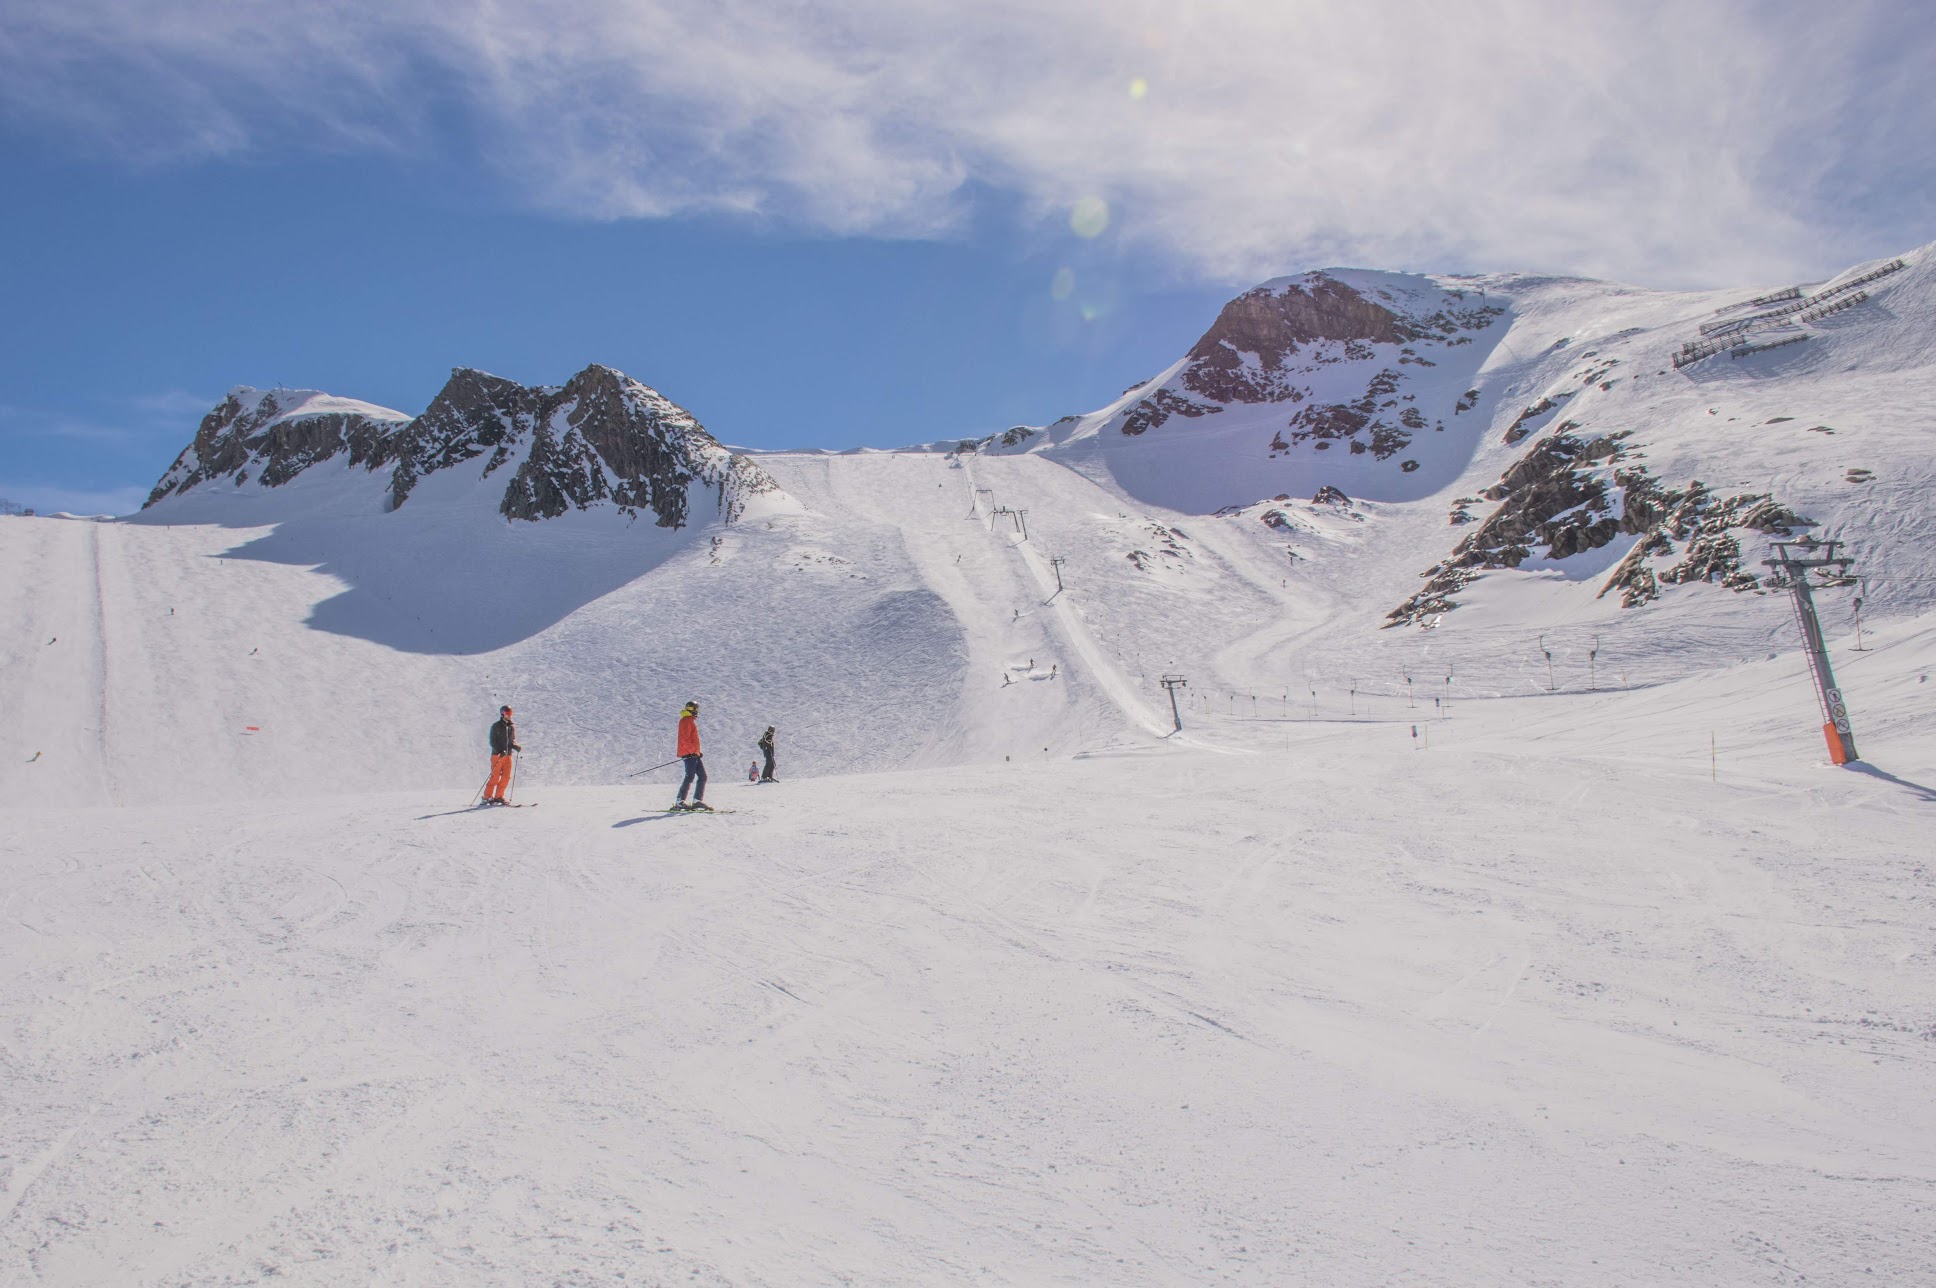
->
xmin=1050 ymin=266 xmax=1076 ymax=300
xmin=1069 ymin=197 xmax=1110 ymax=239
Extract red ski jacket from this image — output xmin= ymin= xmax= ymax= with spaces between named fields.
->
xmin=677 ymin=713 xmax=701 ymax=757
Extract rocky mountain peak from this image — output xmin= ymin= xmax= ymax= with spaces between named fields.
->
xmin=1185 ymin=274 xmax=1412 ymax=393
xmin=145 ymin=387 xmax=411 ymax=506
xmin=146 ymin=364 xmax=781 ymax=530
xmin=1102 ymin=270 xmax=1508 ymax=483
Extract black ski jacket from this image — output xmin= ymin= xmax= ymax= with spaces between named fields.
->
xmin=757 ymin=729 xmax=775 ymax=754
xmin=490 ymin=717 xmax=519 ymax=756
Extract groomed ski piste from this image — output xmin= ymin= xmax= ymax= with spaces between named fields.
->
xmin=4 ymin=248 xmax=1935 ymax=1284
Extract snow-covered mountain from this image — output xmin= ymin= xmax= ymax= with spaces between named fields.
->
xmin=958 ymin=247 xmax=1934 ymax=634
xmin=147 ymin=363 xmax=783 ymax=527
xmin=1 ymin=238 xmax=1924 ymax=810
xmin=949 ymin=268 xmax=1511 ymax=511
xmin=6 ymin=249 xmax=1936 ymax=1286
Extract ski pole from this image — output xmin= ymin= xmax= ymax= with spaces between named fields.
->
xmin=626 ymin=757 xmax=682 ymax=778
xmin=506 ymin=751 xmax=519 ymax=805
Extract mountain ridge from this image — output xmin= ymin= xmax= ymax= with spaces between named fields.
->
xmin=146 ymin=362 xmax=783 ymax=530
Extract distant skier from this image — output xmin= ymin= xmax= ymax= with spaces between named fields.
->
xmin=674 ymin=701 xmax=708 ymax=809
xmin=483 ymin=705 xmax=520 ymax=805
xmin=757 ymin=726 xmax=778 ymax=782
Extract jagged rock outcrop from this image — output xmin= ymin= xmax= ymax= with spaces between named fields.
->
xmin=1180 ymin=276 xmax=1417 ymax=403
xmin=146 ymin=364 xmax=781 ymax=529
xmin=1598 ymin=486 xmax=1808 ymax=607
xmin=146 ymin=389 xmax=411 ymax=506
xmin=1387 ymin=431 xmax=1630 ymax=624
xmin=1388 ymin=428 xmax=1810 ymax=625
xmin=1503 ymin=393 xmax=1572 ymax=445
xmin=954 ymin=425 xmax=1041 ymax=453
xmin=387 ymin=368 xmax=543 ymax=509
xmin=1121 ymin=390 xmax=1221 ymax=437
xmin=1108 ymin=272 xmax=1505 ymax=470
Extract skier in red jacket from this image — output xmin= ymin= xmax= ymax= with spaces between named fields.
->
xmin=674 ymin=701 xmax=708 ymax=810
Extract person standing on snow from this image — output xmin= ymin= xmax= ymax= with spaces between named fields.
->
xmin=484 ymin=705 xmax=521 ymax=805
xmin=674 ymin=701 xmax=708 ymax=809
xmin=756 ymin=726 xmax=777 ymax=782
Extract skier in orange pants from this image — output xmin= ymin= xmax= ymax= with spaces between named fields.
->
xmin=483 ymin=705 xmax=520 ymax=804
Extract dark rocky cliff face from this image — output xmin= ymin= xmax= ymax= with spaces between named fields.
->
xmin=146 ymin=364 xmax=780 ymax=529
xmin=1107 ymin=272 xmax=1505 ymax=470
xmin=1182 ymin=276 xmax=1416 ymax=403
xmin=387 ymin=368 xmax=544 ymax=508
xmin=1386 ymin=428 xmax=1809 ymax=626
xmin=146 ymin=390 xmax=407 ymax=505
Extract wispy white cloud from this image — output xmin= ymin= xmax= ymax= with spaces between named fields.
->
xmin=2 ymin=0 xmax=1929 ymax=285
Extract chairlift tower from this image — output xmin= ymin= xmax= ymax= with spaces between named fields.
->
xmin=1159 ymin=675 xmax=1188 ymax=731
xmin=1764 ymin=538 xmax=1860 ymax=764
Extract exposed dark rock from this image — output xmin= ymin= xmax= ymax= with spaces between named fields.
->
xmin=1096 ymin=273 xmax=1503 ymax=474
xmin=391 ymin=368 xmax=541 ymax=507
xmin=1368 ymin=423 xmax=1411 ymax=459
xmin=1599 ymin=486 xmax=1809 ymax=606
xmin=1124 ymin=522 xmax=1193 ymax=571
xmin=1503 ymin=392 xmax=1571 ymax=445
xmin=147 ymin=364 xmax=778 ymax=531
xmin=1388 ymin=431 xmax=1629 ymax=624
xmin=1389 ymin=423 xmax=1813 ymax=622
xmin=1312 ymin=485 xmax=1352 ymax=507
xmin=946 ymin=423 xmax=1043 ymax=451
xmin=146 ymin=389 xmax=408 ymax=507
xmin=1120 ymin=388 xmax=1223 ymax=436
xmin=1287 ymin=401 xmax=1370 ymax=444
xmin=1182 ymin=276 xmax=1414 ymax=407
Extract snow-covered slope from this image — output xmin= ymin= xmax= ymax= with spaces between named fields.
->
xmin=6 ymin=243 xmax=1936 ymax=807
xmin=5 ymin=249 xmax=1936 ymax=1284
xmin=1013 ymin=268 xmax=1514 ymax=512
xmin=3 ymin=668 xmax=1934 ymax=1283
xmin=961 ymin=246 xmax=1934 ymax=636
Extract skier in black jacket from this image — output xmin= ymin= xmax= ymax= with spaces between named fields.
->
xmin=484 ymin=706 xmax=521 ymax=804
xmin=757 ymin=726 xmax=777 ymax=782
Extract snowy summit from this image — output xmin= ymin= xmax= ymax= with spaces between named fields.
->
xmin=4 ymin=245 xmax=1935 ymax=1284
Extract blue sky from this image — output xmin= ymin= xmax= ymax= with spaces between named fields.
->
xmin=2 ymin=0 xmax=1932 ymax=514
xmin=0 ymin=148 xmax=1232 ymax=513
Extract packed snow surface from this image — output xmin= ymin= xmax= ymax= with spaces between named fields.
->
xmin=5 ymin=245 xmax=1936 ymax=1282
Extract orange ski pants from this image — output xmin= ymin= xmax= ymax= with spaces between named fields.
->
xmin=485 ymin=753 xmax=514 ymax=800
